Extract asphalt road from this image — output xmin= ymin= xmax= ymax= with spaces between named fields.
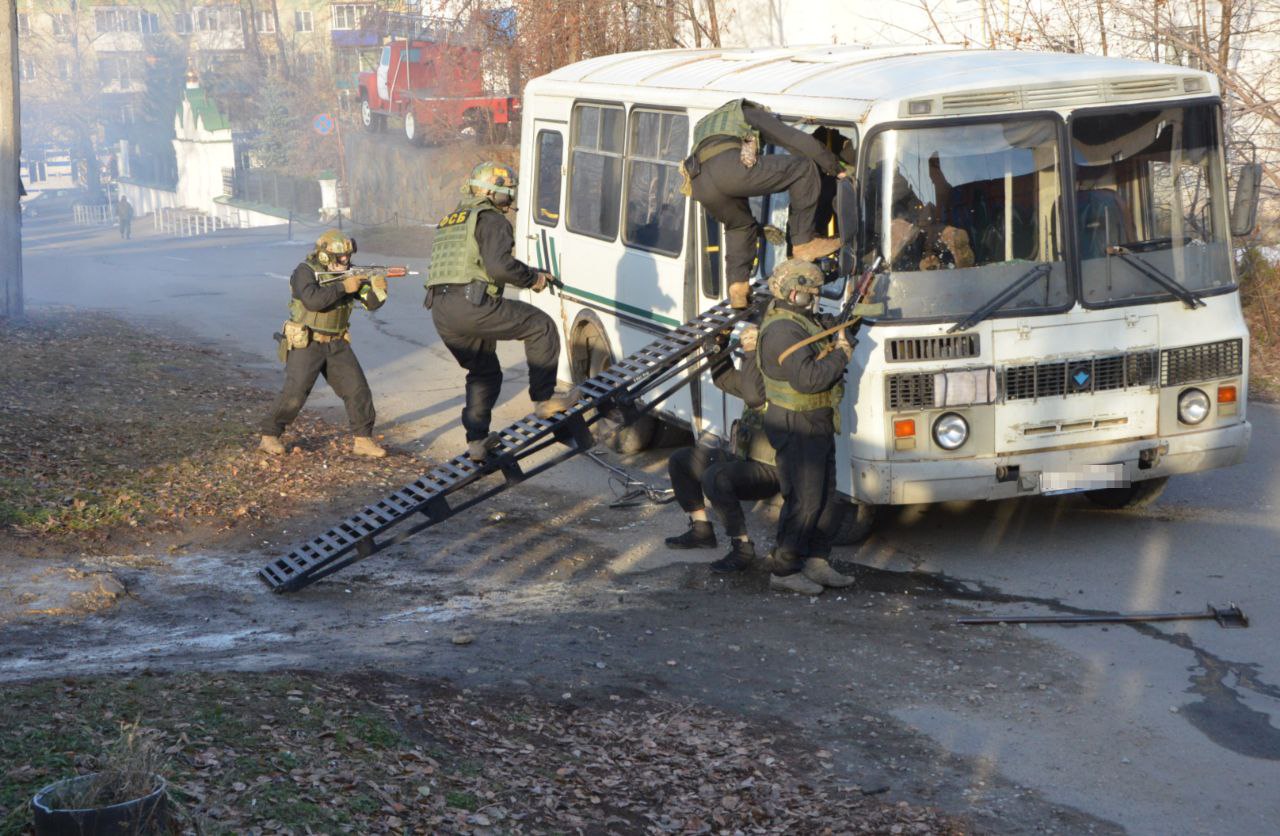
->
xmin=18 ymin=217 xmax=1280 ymax=834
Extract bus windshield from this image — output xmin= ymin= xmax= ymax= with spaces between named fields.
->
xmin=863 ymin=118 xmax=1069 ymax=322
xmin=1072 ymin=103 xmax=1233 ymax=306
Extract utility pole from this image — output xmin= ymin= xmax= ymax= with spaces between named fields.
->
xmin=1 ymin=0 xmax=24 ymax=319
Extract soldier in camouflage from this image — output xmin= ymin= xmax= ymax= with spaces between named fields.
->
xmin=425 ymin=161 xmax=576 ymax=462
xmin=685 ymin=99 xmax=848 ymax=309
xmin=260 ymin=229 xmax=388 ymax=458
xmin=756 ymin=259 xmax=857 ymax=594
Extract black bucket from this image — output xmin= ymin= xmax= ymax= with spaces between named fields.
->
xmin=31 ymin=773 xmax=169 ymax=836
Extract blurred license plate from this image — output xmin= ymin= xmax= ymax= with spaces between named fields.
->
xmin=1039 ymin=464 xmax=1125 ymax=495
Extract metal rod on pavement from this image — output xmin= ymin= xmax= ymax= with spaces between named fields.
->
xmin=958 ymin=603 xmax=1248 ymax=628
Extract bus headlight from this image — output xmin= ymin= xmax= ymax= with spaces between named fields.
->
xmin=933 ymin=412 xmax=969 ymax=450
xmin=1177 ymin=388 xmax=1210 ymax=425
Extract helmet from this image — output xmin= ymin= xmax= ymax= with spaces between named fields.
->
xmin=767 ymin=258 xmax=825 ymax=303
xmin=467 ymin=161 xmax=518 ymax=205
xmin=314 ymin=229 xmax=354 ymax=267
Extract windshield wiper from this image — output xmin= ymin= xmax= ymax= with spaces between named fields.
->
xmin=947 ymin=263 xmax=1053 ymax=334
xmin=1106 ymin=246 xmax=1206 ymax=310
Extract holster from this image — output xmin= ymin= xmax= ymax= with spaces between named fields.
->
xmin=464 ymin=279 xmax=491 ymax=305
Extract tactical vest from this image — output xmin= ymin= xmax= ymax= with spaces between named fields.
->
xmin=757 ymin=304 xmax=845 ymax=431
xmin=426 ymin=196 xmax=500 ymax=295
xmin=732 ymin=406 xmax=776 ymax=466
xmin=691 ymin=99 xmax=761 ymax=162
xmin=289 ymin=256 xmax=353 ymax=335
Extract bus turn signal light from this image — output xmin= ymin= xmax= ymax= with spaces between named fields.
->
xmin=1218 ymin=385 xmax=1237 ymax=404
xmin=894 ymin=418 xmax=916 ymax=438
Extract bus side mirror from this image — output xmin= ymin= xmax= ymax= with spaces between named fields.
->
xmin=1230 ymin=163 xmax=1261 ymax=237
xmin=835 ymin=176 xmax=859 ymax=277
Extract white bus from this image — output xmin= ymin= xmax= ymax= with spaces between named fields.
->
xmin=513 ymin=45 xmax=1258 ymax=526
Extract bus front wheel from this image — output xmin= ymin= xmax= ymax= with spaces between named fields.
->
xmin=1084 ymin=476 xmax=1169 ymax=510
xmin=831 ymin=499 xmax=877 ymax=546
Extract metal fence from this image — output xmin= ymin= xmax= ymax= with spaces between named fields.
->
xmin=155 ymin=206 xmax=232 ymax=237
xmin=72 ymin=205 xmax=117 ymax=225
xmin=225 ymin=169 xmax=322 ymax=218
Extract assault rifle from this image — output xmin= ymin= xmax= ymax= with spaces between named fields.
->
xmin=316 ymin=265 xmax=419 ymax=303
xmin=777 ymin=256 xmax=884 ymax=365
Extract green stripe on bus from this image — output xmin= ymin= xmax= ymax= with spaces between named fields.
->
xmin=542 ymin=234 xmax=679 ymax=328
xmin=561 ymin=283 xmax=682 ymax=328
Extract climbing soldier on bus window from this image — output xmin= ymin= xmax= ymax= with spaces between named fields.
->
xmin=425 ymin=161 xmax=578 ymax=463
xmin=683 ymin=99 xmax=847 ymax=309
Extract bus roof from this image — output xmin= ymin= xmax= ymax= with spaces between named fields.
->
xmin=526 ymin=46 xmax=1218 ymax=118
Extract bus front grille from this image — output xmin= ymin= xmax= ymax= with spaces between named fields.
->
xmin=886 ymin=334 xmax=980 ymax=362
xmin=1002 ymin=350 xmax=1158 ymax=401
xmin=1160 ymin=339 xmax=1243 ymax=387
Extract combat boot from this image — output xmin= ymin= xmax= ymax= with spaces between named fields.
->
xmin=769 ymin=571 xmax=824 ymax=595
xmin=352 ymin=436 xmax=387 ymax=458
xmin=466 ymin=433 xmax=501 ymax=462
xmin=534 ymin=389 xmax=580 ymax=420
xmin=728 ymin=281 xmax=751 ymax=309
xmin=710 ymin=538 xmax=755 ymax=572
xmin=803 ymin=557 xmax=856 ymax=588
xmin=792 ymin=236 xmax=841 ymax=261
xmin=259 ymin=435 xmax=285 ymax=456
xmin=665 ymin=520 xmax=716 ymax=550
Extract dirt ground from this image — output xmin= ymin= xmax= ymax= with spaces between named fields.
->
xmin=0 ymin=310 xmax=1124 ymax=834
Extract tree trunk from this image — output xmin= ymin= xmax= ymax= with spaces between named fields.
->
xmin=1 ymin=0 xmax=24 ymax=318
xmin=269 ymin=0 xmax=289 ymax=79
xmin=1095 ymin=0 xmax=1108 ymax=55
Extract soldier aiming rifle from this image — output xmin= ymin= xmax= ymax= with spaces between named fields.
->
xmin=260 ymin=230 xmax=393 ymax=458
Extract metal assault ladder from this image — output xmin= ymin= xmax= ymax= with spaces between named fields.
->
xmin=257 ymin=297 xmax=762 ymax=593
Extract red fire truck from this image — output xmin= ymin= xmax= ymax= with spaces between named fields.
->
xmin=356 ymin=13 xmax=519 ymax=146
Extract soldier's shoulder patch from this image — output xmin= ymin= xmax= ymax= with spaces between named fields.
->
xmin=438 ymin=209 xmax=471 ymax=227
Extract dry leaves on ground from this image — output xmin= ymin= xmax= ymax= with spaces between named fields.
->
xmin=0 ymin=310 xmax=424 ymax=551
xmin=0 ymin=672 xmax=965 ymax=835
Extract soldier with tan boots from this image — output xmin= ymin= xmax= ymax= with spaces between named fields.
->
xmin=260 ymin=230 xmax=388 ymax=458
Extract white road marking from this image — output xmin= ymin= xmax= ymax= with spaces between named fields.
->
xmin=163 ymin=256 xmax=190 ymax=262
xmin=266 ymin=272 xmax=291 ymax=281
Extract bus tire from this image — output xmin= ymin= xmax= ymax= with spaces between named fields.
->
xmin=1084 ymin=476 xmax=1169 ymax=510
xmin=831 ymin=498 xmax=877 ymax=546
xmin=569 ymin=315 xmax=661 ymax=454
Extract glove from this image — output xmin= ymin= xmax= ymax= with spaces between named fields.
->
xmin=739 ymin=324 xmax=759 ymax=353
xmin=370 ymin=275 xmax=388 ymax=295
xmin=834 ymin=329 xmax=854 ymax=356
xmin=341 ymin=273 xmax=362 ymax=294
xmin=531 ymin=272 xmax=552 ymax=292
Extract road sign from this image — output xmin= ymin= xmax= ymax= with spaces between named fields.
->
xmin=313 ymin=114 xmax=335 ymax=135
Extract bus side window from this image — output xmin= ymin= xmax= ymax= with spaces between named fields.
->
xmin=623 ymin=109 xmax=688 ymax=256
xmin=534 ymin=129 xmax=563 ymax=227
xmin=568 ymin=102 xmax=624 ymax=241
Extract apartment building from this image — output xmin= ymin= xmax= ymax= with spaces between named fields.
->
xmin=16 ymin=0 xmax=396 ymax=187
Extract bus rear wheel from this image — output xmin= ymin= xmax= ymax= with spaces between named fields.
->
xmin=570 ymin=319 xmax=657 ymax=454
xmin=1084 ymin=476 xmax=1169 ymax=509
